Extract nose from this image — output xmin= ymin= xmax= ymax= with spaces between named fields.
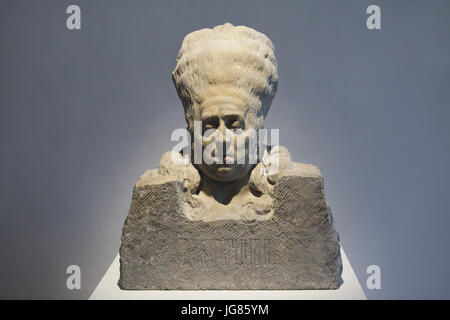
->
xmin=216 ymin=122 xmax=236 ymax=162
xmin=217 ymin=120 xmax=227 ymax=137
xmin=216 ymin=121 xmax=234 ymax=143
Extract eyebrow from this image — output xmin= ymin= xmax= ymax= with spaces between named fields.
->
xmin=200 ymin=114 xmax=220 ymax=122
xmin=222 ymin=113 xmax=244 ymax=120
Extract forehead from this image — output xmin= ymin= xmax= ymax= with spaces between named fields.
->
xmin=199 ymin=96 xmax=246 ymax=119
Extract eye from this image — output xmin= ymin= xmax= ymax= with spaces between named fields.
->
xmin=231 ymin=121 xmax=241 ymax=128
xmin=202 ymin=119 xmax=219 ymax=135
xmin=226 ymin=117 xmax=244 ymax=129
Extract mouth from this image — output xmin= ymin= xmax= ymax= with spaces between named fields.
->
xmin=215 ymin=165 xmax=234 ymax=175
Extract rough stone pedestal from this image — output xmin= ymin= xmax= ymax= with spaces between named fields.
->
xmin=119 ymin=167 xmax=342 ymax=290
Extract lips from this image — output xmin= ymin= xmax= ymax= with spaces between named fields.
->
xmin=216 ymin=166 xmax=233 ymax=175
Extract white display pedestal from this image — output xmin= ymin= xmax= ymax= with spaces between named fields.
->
xmin=90 ymin=247 xmax=366 ymax=300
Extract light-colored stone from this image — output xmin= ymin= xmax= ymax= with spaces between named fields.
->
xmin=119 ymin=156 xmax=341 ymax=289
xmin=172 ymin=22 xmax=278 ymax=131
xmin=119 ymin=23 xmax=342 ymax=290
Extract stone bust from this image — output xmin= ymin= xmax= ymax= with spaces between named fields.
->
xmin=119 ymin=23 xmax=341 ymax=290
xmin=139 ymin=23 xmax=320 ymax=222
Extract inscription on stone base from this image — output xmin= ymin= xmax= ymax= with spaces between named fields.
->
xmin=119 ymin=175 xmax=342 ymax=290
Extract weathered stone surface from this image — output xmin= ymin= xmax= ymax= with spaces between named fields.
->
xmin=119 ymin=164 xmax=342 ymax=290
xmin=119 ymin=23 xmax=342 ymax=290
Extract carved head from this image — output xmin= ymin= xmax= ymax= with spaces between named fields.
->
xmin=172 ymin=23 xmax=278 ymax=182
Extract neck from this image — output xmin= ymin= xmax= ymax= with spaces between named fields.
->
xmin=199 ymin=173 xmax=250 ymax=205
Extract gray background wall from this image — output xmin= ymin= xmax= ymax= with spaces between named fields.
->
xmin=1 ymin=0 xmax=449 ymax=299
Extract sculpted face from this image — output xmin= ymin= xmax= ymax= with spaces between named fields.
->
xmin=194 ymin=95 xmax=255 ymax=182
xmin=173 ymin=23 xmax=278 ymax=185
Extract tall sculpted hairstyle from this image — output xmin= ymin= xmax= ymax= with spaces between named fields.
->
xmin=172 ymin=23 xmax=278 ymax=131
